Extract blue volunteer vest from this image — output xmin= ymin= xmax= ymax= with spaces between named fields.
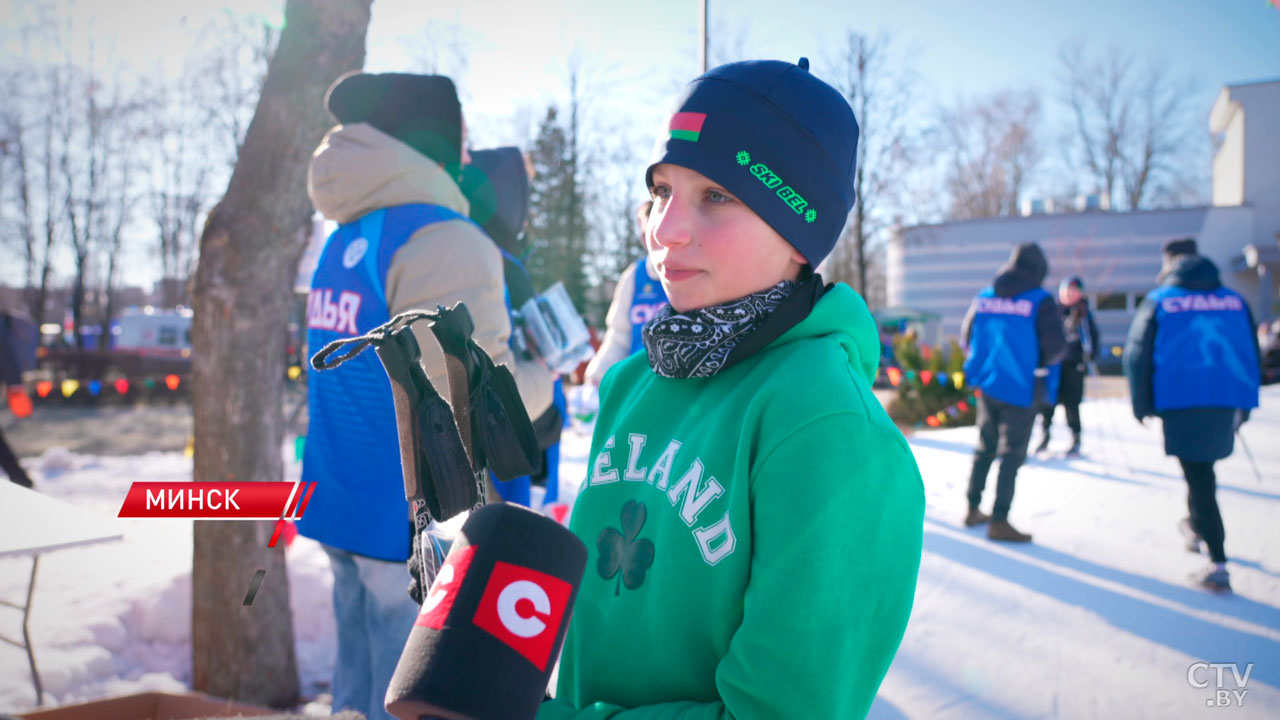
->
xmin=963 ymin=287 xmax=1050 ymax=408
xmin=629 ymin=258 xmax=669 ymax=354
xmin=1149 ymin=286 xmax=1259 ymax=412
xmin=298 ymin=204 xmax=473 ymax=561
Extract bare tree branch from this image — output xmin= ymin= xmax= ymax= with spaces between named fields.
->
xmin=939 ymin=89 xmax=1044 ymax=219
xmin=1058 ymin=42 xmax=1199 ymax=210
xmin=823 ymin=30 xmax=922 ymax=308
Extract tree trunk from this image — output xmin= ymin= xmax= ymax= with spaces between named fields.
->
xmin=70 ymin=265 xmax=86 ymax=349
xmin=14 ymin=120 xmax=42 ymax=321
xmin=189 ymin=0 xmax=370 ymax=706
xmin=35 ymin=108 xmax=58 ymax=326
xmin=34 ymin=263 xmax=52 ymax=327
xmin=100 ymin=225 xmax=125 ymax=350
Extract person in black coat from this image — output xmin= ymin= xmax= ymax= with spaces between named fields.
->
xmin=1035 ymin=275 xmax=1100 ymax=455
xmin=1123 ymin=238 xmax=1261 ymax=592
xmin=961 ymin=243 xmax=1067 ymax=542
xmin=1 ymin=312 xmax=35 ymax=488
xmin=459 ymin=147 xmax=565 ymax=506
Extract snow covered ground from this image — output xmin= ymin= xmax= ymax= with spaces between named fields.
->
xmin=876 ymin=385 xmax=1280 ymax=720
xmin=1 ymin=386 xmax=1277 ymax=718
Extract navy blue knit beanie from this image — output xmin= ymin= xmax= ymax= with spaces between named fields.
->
xmin=646 ymin=58 xmax=858 ymax=267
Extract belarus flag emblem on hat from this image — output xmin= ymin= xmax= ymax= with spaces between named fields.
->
xmin=668 ymin=112 xmax=706 ymax=142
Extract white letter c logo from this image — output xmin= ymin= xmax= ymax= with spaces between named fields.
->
xmin=496 ymin=580 xmax=550 ymax=638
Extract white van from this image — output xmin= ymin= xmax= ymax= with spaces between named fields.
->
xmin=113 ymin=307 xmax=193 ymax=358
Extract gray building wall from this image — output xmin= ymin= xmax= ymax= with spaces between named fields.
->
xmin=888 ymin=205 xmax=1258 ymax=363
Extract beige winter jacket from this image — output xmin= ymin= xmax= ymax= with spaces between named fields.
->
xmin=308 ymin=123 xmax=553 ymax=419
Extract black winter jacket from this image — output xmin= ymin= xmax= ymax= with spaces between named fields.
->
xmin=1061 ymin=300 xmax=1100 ymax=366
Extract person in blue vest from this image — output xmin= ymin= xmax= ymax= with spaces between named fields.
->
xmin=584 ymin=200 xmax=670 ymax=387
xmin=1035 ymin=275 xmax=1099 ymax=455
xmin=961 ymin=242 xmax=1066 ymax=542
xmin=298 ymin=72 xmax=554 ymax=720
xmin=1124 ymin=238 xmax=1260 ymax=592
xmin=459 ymin=146 xmax=564 ymax=508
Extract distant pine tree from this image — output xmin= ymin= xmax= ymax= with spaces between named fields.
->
xmin=526 ymin=105 xmax=589 ymax=314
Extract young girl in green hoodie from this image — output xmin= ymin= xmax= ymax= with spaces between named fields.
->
xmin=539 ymin=59 xmax=924 ymax=720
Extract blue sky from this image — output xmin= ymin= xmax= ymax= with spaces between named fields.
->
xmin=2 ymin=0 xmax=1277 ymax=286
xmin=8 ymin=0 xmax=1275 ymax=148
xmin=7 ymin=0 xmax=1276 ymax=170
xmin=362 ymin=0 xmax=1279 ymax=202
xmin=364 ymin=0 xmax=1278 ymax=134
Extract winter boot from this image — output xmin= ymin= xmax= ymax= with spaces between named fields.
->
xmin=1191 ymin=565 xmax=1231 ymax=593
xmin=964 ymin=507 xmax=991 ymax=527
xmin=1178 ymin=517 xmax=1204 ymax=554
xmin=988 ymin=519 xmax=1032 ymax=542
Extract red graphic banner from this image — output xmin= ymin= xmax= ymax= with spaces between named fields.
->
xmin=118 ymin=482 xmax=315 ymax=520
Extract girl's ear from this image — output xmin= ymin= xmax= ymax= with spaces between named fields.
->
xmin=790 ymin=248 xmax=807 ymax=264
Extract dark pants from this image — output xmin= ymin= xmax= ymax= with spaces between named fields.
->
xmin=0 ymin=426 xmax=33 ymax=488
xmin=1179 ymin=459 xmax=1226 ymax=563
xmin=1040 ymin=362 xmax=1085 ymax=437
xmin=968 ymin=394 xmax=1036 ymax=521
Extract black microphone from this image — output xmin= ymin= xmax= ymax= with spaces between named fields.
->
xmin=386 ymin=502 xmax=588 ymax=720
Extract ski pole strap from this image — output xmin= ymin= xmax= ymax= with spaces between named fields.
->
xmin=309 ymin=302 xmax=541 ymax=521
xmin=468 ymin=350 xmax=542 ymax=480
xmin=372 ymin=325 xmax=479 ymax=521
xmin=425 ymin=305 xmax=542 ymax=482
xmin=310 ymin=309 xmax=440 ymax=371
xmin=311 ymin=306 xmax=482 ymax=523
xmin=429 ymin=306 xmax=480 ymax=468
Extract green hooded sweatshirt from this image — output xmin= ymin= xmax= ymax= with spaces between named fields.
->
xmin=539 ymin=283 xmax=924 ymax=720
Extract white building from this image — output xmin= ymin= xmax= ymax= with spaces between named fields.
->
xmin=888 ymin=80 xmax=1280 ymax=367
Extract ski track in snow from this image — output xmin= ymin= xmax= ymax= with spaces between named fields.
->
xmin=2 ymin=387 xmax=1278 ymax=719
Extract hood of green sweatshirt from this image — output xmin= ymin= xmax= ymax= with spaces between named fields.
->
xmin=772 ymin=282 xmax=880 ymax=385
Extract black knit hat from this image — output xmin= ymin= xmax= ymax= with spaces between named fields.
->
xmin=325 ymin=71 xmax=463 ymax=170
xmin=1162 ymin=237 xmax=1198 ymax=259
xmin=646 ymin=58 xmax=858 ymax=267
